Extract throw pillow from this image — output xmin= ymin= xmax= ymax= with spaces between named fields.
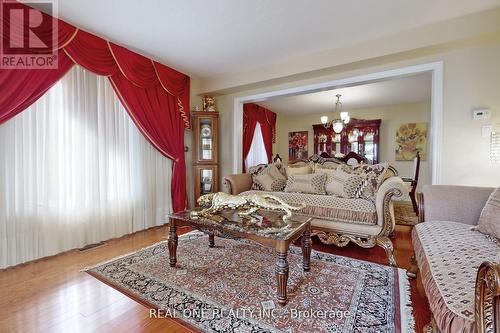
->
xmin=314 ymin=163 xmax=339 ymax=173
xmin=323 ymin=167 xmax=364 ymax=199
xmin=267 ymin=164 xmax=287 ymax=181
xmin=286 ymin=165 xmax=312 ymax=177
xmin=254 ymin=173 xmax=275 ymax=191
xmin=249 ymin=163 xmax=286 ymax=191
xmin=271 ymin=179 xmax=288 ymax=192
xmin=284 ymin=173 xmax=327 ymax=195
xmin=254 ymin=173 xmax=287 ymax=192
xmin=476 ymin=187 xmax=500 ymax=240
xmin=341 ymin=163 xmax=389 ymax=200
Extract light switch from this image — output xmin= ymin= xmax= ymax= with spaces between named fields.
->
xmin=482 ymin=125 xmax=493 ymax=138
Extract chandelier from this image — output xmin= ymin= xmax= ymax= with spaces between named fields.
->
xmin=320 ymin=94 xmax=350 ymax=133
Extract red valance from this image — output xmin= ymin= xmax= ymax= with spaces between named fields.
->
xmin=242 ymin=103 xmax=277 ymax=172
xmin=0 ymin=1 xmax=190 ymax=211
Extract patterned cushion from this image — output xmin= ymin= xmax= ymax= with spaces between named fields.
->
xmin=270 ymin=179 xmax=287 ymax=192
xmin=314 ymin=161 xmax=341 ymax=171
xmin=316 ymin=166 xmax=364 ymax=199
xmin=341 ymin=163 xmax=389 ymax=201
xmin=313 ymin=167 xmax=336 ymax=177
xmin=249 ymin=163 xmax=286 ymax=191
xmin=286 ymin=164 xmax=313 ymax=177
xmin=268 ymin=164 xmax=286 ymax=180
xmin=254 ymin=173 xmax=287 ymax=192
xmin=254 ymin=173 xmax=274 ymax=191
xmin=285 ymin=173 xmax=327 ymax=195
xmin=240 ymin=190 xmax=377 ymax=225
xmin=476 ymin=186 xmax=500 ymax=240
xmin=414 ymin=221 xmax=500 ymax=321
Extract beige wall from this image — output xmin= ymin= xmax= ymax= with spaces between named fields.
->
xmin=199 ymin=8 xmax=500 ymax=94
xmin=209 ymin=39 xmax=500 ymax=188
xmin=275 ymin=102 xmax=431 ymax=188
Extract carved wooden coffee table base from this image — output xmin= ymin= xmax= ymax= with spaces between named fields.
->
xmin=167 ymin=210 xmax=312 ymax=305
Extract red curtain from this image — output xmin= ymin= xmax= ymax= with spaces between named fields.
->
xmin=0 ymin=2 xmax=190 ymax=211
xmin=242 ymin=103 xmax=276 ymax=172
xmin=0 ymin=55 xmax=73 ymax=124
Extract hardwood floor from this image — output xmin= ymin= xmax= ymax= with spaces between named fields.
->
xmin=0 ymin=224 xmax=430 ymax=333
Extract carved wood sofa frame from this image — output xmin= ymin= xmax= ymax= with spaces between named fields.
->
xmin=308 ymin=185 xmax=402 ymax=267
xmin=409 ymin=192 xmax=499 ymax=333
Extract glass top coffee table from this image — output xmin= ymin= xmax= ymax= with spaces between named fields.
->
xmin=167 ymin=209 xmax=312 ymax=305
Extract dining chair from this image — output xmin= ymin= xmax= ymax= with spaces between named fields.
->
xmin=401 ymin=152 xmax=421 ymax=215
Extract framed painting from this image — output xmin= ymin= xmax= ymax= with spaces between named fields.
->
xmin=288 ymin=131 xmax=308 ymax=161
xmin=395 ymin=123 xmax=427 ymax=161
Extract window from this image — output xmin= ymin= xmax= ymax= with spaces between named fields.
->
xmin=0 ymin=66 xmax=172 ymax=268
xmin=245 ymin=123 xmax=269 ymax=169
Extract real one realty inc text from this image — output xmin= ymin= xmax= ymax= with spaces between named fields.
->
xmin=150 ymin=308 xmax=351 ymax=320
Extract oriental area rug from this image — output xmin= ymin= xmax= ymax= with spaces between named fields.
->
xmin=86 ymin=232 xmax=415 ymax=333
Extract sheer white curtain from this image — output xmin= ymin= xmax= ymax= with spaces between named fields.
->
xmin=0 ymin=65 xmax=172 ymax=269
xmin=245 ymin=123 xmax=269 ymax=170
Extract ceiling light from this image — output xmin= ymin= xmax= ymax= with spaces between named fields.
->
xmin=333 ymin=121 xmax=344 ymax=134
xmin=321 ymin=94 xmax=349 ymax=133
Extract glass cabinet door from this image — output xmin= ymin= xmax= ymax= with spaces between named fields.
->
xmin=200 ymin=168 xmax=213 ymax=195
xmin=194 ymin=165 xmax=218 ymax=203
xmin=332 ymin=134 xmax=341 ymax=155
xmin=348 ymin=131 xmax=359 ymax=154
xmin=363 ymin=132 xmax=375 ymax=164
xmin=199 ymin=118 xmax=213 ymax=161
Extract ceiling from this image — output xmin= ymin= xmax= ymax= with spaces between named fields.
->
xmin=256 ymin=73 xmax=432 ymax=115
xmin=42 ymin=0 xmax=500 ymax=78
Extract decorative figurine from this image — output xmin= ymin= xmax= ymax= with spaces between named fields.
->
xmin=202 ymin=96 xmax=216 ymax=112
xmin=190 ymin=192 xmax=306 ymax=223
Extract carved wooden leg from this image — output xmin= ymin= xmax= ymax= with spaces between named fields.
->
xmin=275 ymin=246 xmax=289 ymax=305
xmin=208 ymin=231 xmax=215 ymax=248
xmin=301 ymin=223 xmax=312 ymax=272
xmin=376 ymin=236 xmax=397 ymax=267
xmin=168 ymin=219 xmax=178 ymax=267
xmin=407 ymin=253 xmax=418 ymax=278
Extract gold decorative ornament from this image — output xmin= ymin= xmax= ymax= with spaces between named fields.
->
xmin=202 ymin=96 xmax=216 ymax=112
xmin=191 ymin=192 xmax=306 ymax=223
xmin=475 ymin=261 xmax=500 ymax=333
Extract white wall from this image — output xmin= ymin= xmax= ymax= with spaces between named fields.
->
xmin=275 ymin=102 xmax=431 ymax=188
xmin=210 ymin=40 xmax=500 ymax=188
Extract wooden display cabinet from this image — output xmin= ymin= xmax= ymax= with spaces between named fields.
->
xmin=313 ymin=118 xmax=381 ymax=164
xmin=192 ymin=111 xmax=218 ymax=203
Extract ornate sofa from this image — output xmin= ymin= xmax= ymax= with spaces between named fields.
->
xmin=408 ymin=185 xmax=499 ymax=333
xmin=222 ymin=156 xmax=407 ymax=266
